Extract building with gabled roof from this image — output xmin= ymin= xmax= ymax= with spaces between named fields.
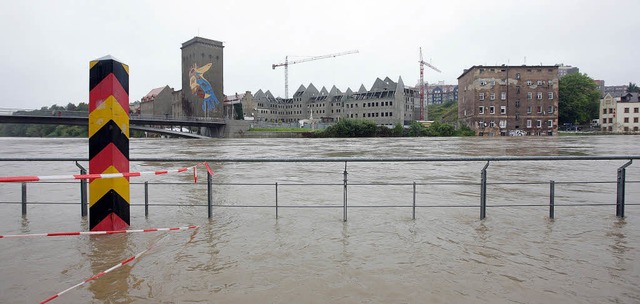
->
xmin=252 ymin=76 xmax=418 ymax=126
xmin=140 ymin=85 xmax=176 ymax=117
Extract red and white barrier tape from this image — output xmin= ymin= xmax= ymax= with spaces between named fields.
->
xmin=0 ymin=162 xmax=214 ymax=183
xmin=39 ymin=247 xmax=150 ymax=304
xmin=0 ymin=225 xmax=198 ymax=239
xmin=39 ymin=226 xmax=199 ymax=303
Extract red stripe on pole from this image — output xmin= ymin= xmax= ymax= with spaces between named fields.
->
xmin=178 ymin=168 xmax=188 ymax=173
xmin=89 ymin=73 xmax=129 ymax=112
xmin=155 ymin=170 xmax=168 ymax=175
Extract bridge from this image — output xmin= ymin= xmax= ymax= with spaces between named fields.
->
xmin=0 ymin=111 xmax=227 ymax=138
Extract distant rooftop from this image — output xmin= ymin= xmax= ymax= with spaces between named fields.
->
xmin=181 ymin=36 xmax=224 ymax=49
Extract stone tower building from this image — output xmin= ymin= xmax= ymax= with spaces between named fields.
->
xmin=181 ymin=37 xmax=224 ymax=118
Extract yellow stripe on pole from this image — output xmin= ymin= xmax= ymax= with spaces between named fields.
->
xmin=89 ymin=166 xmax=131 ymax=208
xmin=88 ymin=95 xmax=130 ymax=138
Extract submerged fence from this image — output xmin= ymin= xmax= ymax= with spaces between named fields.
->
xmin=1 ymin=156 xmax=639 ymax=221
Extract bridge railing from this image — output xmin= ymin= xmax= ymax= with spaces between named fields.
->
xmin=0 ymin=156 xmax=638 ymax=222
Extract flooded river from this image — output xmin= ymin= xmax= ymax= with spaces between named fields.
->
xmin=0 ymin=136 xmax=639 ymax=303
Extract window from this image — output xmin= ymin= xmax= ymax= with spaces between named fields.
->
xmin=499 ymin=120 xmax=507 ymax=128
xmin=490 ymin=93 xmax=495 ymax=100
xmin=548 ymin=120 xmax=553 ymax=127
xmin=609 ymin=108 xmax=615 ymax=114
xmin=489 ymin=106 xmax=495 ymax=114
xmin=527 ymin=92 xmax=533 ymax=100
xmin=479 ymin=121 xmax=485 ymax=128
xmin=624 ymin=108 xmax=629 ymax=113
xmin=478 ymin=106 xmax=485 ymax=114
xmin=527 ymin=106 xmax=532 ymax=114
xmin=603 ymin=109 xmax=607 ymax=114
xmin=526 ymin=120 xmax=532 ymax=128
xmin=489 ymin=121 xmax=495 ymax=127
xmin=516 ymin=86 xmax=521 ymax=94
xmin=515 ymin=100 xmax=520 ymax=108
xmin=624 ymin=117 xmax=629 ymax=123
xmin=516 ymin=73 xmax=521 ymax=80
xmin=500 ymin=106 xmax=506 ymax=114
xmin=602 ymin=118 xmax=606 ymax=124
xmin=537 ymin=80 xmax=543 ymax=86
xmin=536 ymin=120 xmax=542 ymax=128
xmin=537 ymin=106 xmax=542 ymax=113
xmin=609 ymin=118 xmax=613 ymax=123
xmin=547 ymin=106 xmax=554 ymax=113
xmin=501 ymin=92 xmax=507 ymax=100
xmin=479 ymin=93 xmax=485 ymax=100
xmin=635 ymin=108 xmax=639 ymax=113
xmin=537 ymin=92 xmax=543 ymax=100
xmin=548 ymin=92 xmax=553 ymax=99
xmin=480 ymin=80 xmax=487 ymax=86
xmin=634 ymin=117 xmax=639 ymax=123
xmin=526 ymin=80 xmax=533 ymax=86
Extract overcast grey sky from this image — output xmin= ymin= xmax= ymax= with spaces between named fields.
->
xmin=1 ymin=0 xmax=638 ymax=109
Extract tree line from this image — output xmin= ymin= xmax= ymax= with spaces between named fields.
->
xmin=0 ymin=103 xmax=89 ymax=137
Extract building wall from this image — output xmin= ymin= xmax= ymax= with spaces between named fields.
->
xmin=252 ymin=77 xmax=417 ymax=126
xmin=600 ymin=93 xmax=640 ymax=132
xmin=181 ymin=37 xmax=224 ymax=118
xmin=458 ymin=65 xmax=559 ymax=136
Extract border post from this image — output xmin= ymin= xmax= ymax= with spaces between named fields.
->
xmin=89 ymin=55 xmax=130 ymax=231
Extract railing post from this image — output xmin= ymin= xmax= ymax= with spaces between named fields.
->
xmin=21 ymin=182 xmax=27 ymax=216
xmin=480 ymin=161 xmax=490 ymax=220
xmin=275 ymin=182 xmax=279 ymax=219
xmin=144 ymin=181 xmax=149 ymax=217
xmin=616 ymin=160 xmax=632 ymax=218
xmin=549 ymin=180 xmax=555 ymax=219
xmin=412 ymin=181 xmax=416 ymax=220
xmin=75 ymin=162 xmax=88 ymax=217
xmin=207 ymin=170 xmax=213 ymax=219
xmin=343 ymin=161 xmax=348 ymax=222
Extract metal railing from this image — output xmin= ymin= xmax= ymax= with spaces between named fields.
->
xmin=1 ymin=156 xmax=639 ymax=221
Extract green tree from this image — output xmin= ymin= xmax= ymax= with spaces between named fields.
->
xmin=558 ymin=73 xmax=601 ymax=125
xmin=628 ymin=82 xmax=640 ymax=93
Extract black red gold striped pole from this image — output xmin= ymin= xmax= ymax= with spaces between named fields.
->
xmin=89 ymin=55 xmax=130 ymax=231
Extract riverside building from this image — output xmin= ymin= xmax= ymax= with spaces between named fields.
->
xmin=253 ymin=77 xmax=419 ymax=127
xmin=458 ymin=65 xmax=559 ymax=136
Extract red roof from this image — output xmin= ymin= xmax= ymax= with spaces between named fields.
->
xmin=142 ymin=87 xmax=166 ymax=102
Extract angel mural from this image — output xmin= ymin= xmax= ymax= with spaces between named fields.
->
xmin=189 ymin=63 xmax=220 ymax=112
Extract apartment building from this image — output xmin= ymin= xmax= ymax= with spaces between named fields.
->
xmin=600 ymin=93 xmax=640 ymax=132
xmin=458 ymin=65 xmax=559 ymax=136
xmin=252 ymin=77 xmax=418 ymax=126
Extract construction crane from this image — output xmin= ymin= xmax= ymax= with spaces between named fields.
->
xmin=272 ymin=50 xmax=359 ymax=99
xmin=419 ymin=47 xmax=441 ymax=121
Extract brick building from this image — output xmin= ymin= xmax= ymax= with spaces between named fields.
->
xmin=458 ymin=65 xmax=559 ymax=136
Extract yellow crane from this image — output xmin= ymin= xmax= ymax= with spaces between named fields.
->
xmin=419 ymin=47 xmax=441 ymax=121
xmin=272 ymin=50 xmax=359 ymax=99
